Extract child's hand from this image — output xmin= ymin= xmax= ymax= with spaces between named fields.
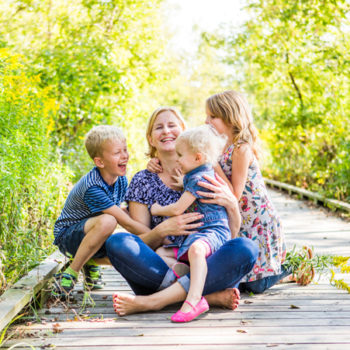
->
xmin=147 ymin=158 xmax=163 ymax=173
xmin=150 ymin=202 xmax=162 ymax=215
xmin=171 ymin=168 xmax=184 ymax=190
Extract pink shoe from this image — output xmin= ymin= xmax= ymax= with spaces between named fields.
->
xmin=171 ymin=297 xmax=209 ymax=323
xmin=172 ymin=262 xmax=190 ymax=278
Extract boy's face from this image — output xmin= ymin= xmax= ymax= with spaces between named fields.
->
xmin=96 ymin=139 xmax=129 ymax=177
xmin=176 ymin=141 xmax=201 ymax=174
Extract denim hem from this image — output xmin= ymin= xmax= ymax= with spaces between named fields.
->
xmin=178 ymin=275 xmax=190 ymax=292
xmin=158 ymin=268 xmax=177 ymax=291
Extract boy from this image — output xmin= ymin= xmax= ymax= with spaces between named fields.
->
xmin=52 ymin=125 xmax=150 ymax=298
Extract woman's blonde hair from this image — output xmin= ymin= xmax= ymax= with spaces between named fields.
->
xmin=146 ymin=106 xmax=186 ymax=158
xmin=177 ymin=125 xmax=227 ymax=165
xmin=206 ymin=90 xmax=259 ymax=158
xmin=85 ymin=125 xmax=125 ymax=159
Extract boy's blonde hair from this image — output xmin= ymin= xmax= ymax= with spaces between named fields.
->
xmin=85 ymin=125 xmax=125 ymax=159
xmin=206 ymin=90 xmax=259 ymax=158
xmin=176 ymin=125 xmax=227 ymax=165
xmin=146 ymin=106 xmax=186 ymax=158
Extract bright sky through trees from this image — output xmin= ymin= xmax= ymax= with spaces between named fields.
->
xmin=164 ymin=0 xmax=247 ymax=53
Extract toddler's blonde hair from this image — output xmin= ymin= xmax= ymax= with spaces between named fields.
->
xmin=146 ymin=106 xmax=186 ymax=158
xmin=206 ymin=90 xmax=259 ymax=158
xmin=176 ymin=125 xmax=227 ymax=165
xmin=85 ymin=125 xmax=125 ymax=159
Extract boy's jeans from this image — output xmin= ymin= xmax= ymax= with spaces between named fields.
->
xmin=105 ymin=233 xmax=259 ymax=296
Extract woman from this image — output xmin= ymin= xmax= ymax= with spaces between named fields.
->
xmin=105 ymin=107 xmax=258 ymax=315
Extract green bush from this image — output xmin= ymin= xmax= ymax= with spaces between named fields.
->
xmin=0 ymin=49 xmax=71 ymax=293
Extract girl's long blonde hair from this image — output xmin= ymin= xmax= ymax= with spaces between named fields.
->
xmin=206 ymin=90 xmax=259 ymax=158
xmin=146 ymin=106 xmax=186 ymax=158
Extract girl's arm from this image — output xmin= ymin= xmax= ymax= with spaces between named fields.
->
xmin=128 ymin=201 xmax=203 ymax=250
xmin=230 ymin=144 xmax=253 ymax=199
xmin=196 ymin=173 xmax=241 ymax=238
xmin=151 ymin=191 xmax=196 ymax=217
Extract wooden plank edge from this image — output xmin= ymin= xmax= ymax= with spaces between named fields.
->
xmin=0 ymin=250 xmax=66 ymax=332
xmin=265 ymin=178 xmax=350 ymax=213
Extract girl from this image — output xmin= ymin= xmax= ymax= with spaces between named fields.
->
xmin=205 ymin=90 xmax=287 ymax=292
xmin=151 ymin=124 xmax=240 ymax=322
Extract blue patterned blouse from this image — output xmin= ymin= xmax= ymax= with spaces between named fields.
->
xmin=125 ymin=170 xmax=182 ymax=229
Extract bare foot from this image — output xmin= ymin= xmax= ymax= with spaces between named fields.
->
xmin=205 ymin=288 xmax=240 ymax=310
xmin=113 ymin=293 xmax=159 ymax=316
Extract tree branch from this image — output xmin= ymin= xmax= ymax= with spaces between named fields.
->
xmin=286 ymin=53 xmax=304 ymax=110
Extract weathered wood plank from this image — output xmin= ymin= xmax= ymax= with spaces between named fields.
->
xmin=5 ymin=333 xmax=350 ymax=346
xmin=0 ymin=250 xmax=66 ymax=332
xmin=15 ymin=325 xmax=350 ymax=337
xmin=15 ymin=317 xmax=350 ymax=330
xmin=4 ymin=346 xmax=350 ymax=350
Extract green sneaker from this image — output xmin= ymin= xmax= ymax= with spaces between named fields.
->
xmin=83 ymin=264 xmax=104 ymax=290
xmin=52 ymin=272 xmax=77 ymax=298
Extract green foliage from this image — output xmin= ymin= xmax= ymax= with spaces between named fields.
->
xmin=284 ymin=246 xmax=333 ymax=276
xmin=0 ymin=0 xmax=174 ymax=293
xmin=0 ymin=0 xmax=167 ymax=178
xmin=0 ymin=49 xmax=71 ymax=293
xmin=206 ymin=0 xmax=350 ymax=202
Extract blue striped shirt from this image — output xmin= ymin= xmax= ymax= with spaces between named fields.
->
xmin=53 ymin=167 xmax=127 ymax=245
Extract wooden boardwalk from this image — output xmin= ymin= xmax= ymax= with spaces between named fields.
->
xmin=4 ymin=189 xmax=350 ymax=349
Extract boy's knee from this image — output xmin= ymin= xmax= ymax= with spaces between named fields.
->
xmin=96 ymin=214 xmax=117 ymax=235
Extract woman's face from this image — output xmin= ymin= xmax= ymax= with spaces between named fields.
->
xmin=149 ymin=111 xmax=183 ymax=154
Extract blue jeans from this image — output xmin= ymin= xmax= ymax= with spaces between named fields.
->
xmin=238 ymin=265 xmax=292 ymax=294
xmin=105 ymin=232 xmax=258 ymax=296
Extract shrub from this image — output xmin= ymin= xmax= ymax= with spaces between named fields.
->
xmin=0 ymin=49 xmax=71 ymax=294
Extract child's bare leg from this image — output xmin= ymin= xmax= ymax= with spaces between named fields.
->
xmin=180 ymin=241 xmax=208 ymax=313
xmin=114 ymin=281 xmax=187 ymax=316
xmin=69 ymin=214 xmax=117 ymax=273
xmin=156 ymin=246 xmax=177 ymax=268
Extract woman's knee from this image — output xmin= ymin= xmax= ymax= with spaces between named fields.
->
xmin=226 ymin=237 xmax=259 ymax=263
xmin=105 ymin=232 xmax=139 ymax=258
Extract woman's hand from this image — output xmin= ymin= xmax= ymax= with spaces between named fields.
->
xmin=147 ymin=158 xmax=163 ymax=173
xmin=197 ymin=173 xmax=238 ymax=209
xmin=156 ymin=212 xmax=203 ymax=237
xmin=197 ymin=173 xmax=241 ymax=238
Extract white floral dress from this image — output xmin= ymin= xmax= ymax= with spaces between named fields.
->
xmin=219 ymin=144 xmax=286 ymax=282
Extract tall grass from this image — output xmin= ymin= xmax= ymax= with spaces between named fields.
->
xmin=0 ymin=49 xmax=71 ymax=294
